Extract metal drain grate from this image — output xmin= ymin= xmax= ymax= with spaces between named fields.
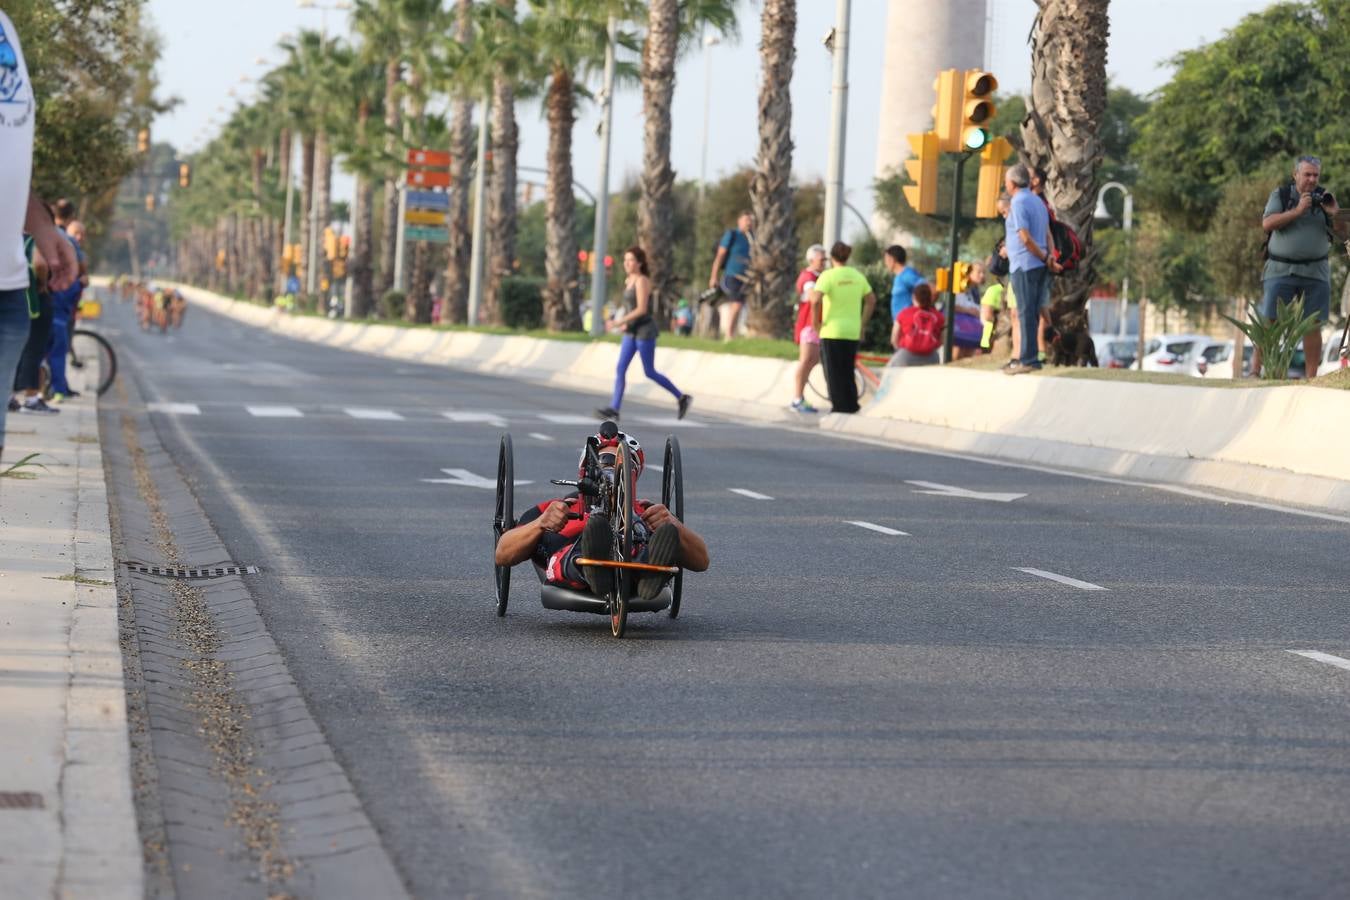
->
xmin=124 ymin=563 xmax=260 ymax=578
xmin=0 ymin=792 xmax=44 ymax=810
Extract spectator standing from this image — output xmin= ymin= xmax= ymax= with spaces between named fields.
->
xmin=0 ymin=10 xmax=77 ymax=463
xmin=596 ymin=246 xmax=692 ymax=422
xmin=670 ymin=298 xmax=694 ymax=336
xmin=708 ymin=210 xmax=754 ymax=339
xmin=45 ymin=224 xmax=85 ymax=400
xmin=789 ymin=243 xmax=827 ymax=413
xmin=979 ymin=273 xmax=1017 ymax=359
xmin=1253 ymin=155 xmax=1344 ymax=378
xmin=951 ymin=261 xmax=985 ymax=359
xmin=883 ymin=245 xmax=924 ymax=319
xmin=10 ymin=234 xmax=57 ymax=413
xmin=1003 ymin=164 xmax=1059 ymax=375
xmin=889 ymin=281 xmax=944 ymax=367
xmin=808 ymin=241 xmax=876 ymax=414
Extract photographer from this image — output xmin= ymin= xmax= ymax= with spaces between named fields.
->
xmin=1256 ymin=155 xmax=1344 ymax=378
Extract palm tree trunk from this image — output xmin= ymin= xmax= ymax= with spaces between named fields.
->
xmin=444 ymin=0 xmax=474 ymax=324
xmin=316 ymin=130 xmax=332 ymax=294
xmin=351 ymin=99 xmax=376 ymax=317
xmin=485 ymin=69 xmax=518 ymax=326
xmin=543 ymin=66 xmax=581 ymax=331
xmin=748 ymin=0 xmax=798 ymax=338
xmin=299 ymin=133 xmax=316 ymax=295
xmin=276 ymin=127 xmax=291 ymax=294
xmin=638 ymin=0 xmax=679 ymax=325
xmin=405 ymin=80 xmax=433 ymax=321
xmin=251 ymin=148 xmax=268 ymax=298
xmin=378 ymin=57 xmax=403 ymax=296
xmin=1019 ymin=0 xmax=1109 ymax=338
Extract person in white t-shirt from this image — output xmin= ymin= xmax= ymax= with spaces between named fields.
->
xmin=0 ymin=10 xmax=77 ymax=461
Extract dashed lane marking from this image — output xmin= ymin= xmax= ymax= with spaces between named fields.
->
xmin=1013 ymin=567 xmax=1107 ymax=591
xmin=246 ymin=405 xmax=303 ymax=418
xmin=631 ymin=416 xmax=707 ymax=428
xmin=537 ymin=414 xmax=599 ymax=425
xmin=147 ymin=402 xmax=201 ymax=415
xmin=443 ymin=411 xmax=508 ymax=428
xmin=728 ymin=488 xmax=774 ymax=501
xmin=345 ymin=407 xmax=405 ymax=421
xmin=1288 ymin=650 xmax=1350 ymax=672
xmin=528 ymin=432 xmax=555 ymax=442
xmin=846 ymin=520 xmax=910 ymax=536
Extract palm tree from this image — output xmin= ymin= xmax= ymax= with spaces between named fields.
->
xmin=332 ymin=50 xmax=386 ymax=317
xmin=401 ymin=0 xmax=451 ymax=322
xmin=747 ymin=0 xmax=797 ymax=337
xmin=354 ymin=0 xmax=410 ymax=297
xmin=484 ymin=0 xmax=523 ymax=325
xmin=442 ymin=0 xmax=475 ymax=324
xmin=1019 ymin=0 xmax=1110 ymax=339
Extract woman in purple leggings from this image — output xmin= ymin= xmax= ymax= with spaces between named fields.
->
xmin=595 ymin=246 xmax=692 ymax=421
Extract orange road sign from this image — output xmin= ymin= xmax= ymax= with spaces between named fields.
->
xmin=407 ymin=149 xmax=451 ymax=168
xmin=406 ymin=169 xmax=451 ymax=188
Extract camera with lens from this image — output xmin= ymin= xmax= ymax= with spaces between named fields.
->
xmin=1310 ymin=186 xmax=1336 ymax=207
xmin=697 ymin=285 xmax=723 ymax=307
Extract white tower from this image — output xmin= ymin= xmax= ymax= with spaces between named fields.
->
xmin=874 ymin=0 xmax=989 ymax=237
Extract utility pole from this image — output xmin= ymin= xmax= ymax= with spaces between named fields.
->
xmin=822 ymin=0 xmax=851 ymax=248
xmin=392 ymin=116 xmax=410 ymax=291
xmin=942 ymin=151 xmax=972 ymax=364
xmin=589 ymin=15 xmax=617 ymax=338
xmin=466 ymin=89 xmax=493 ymax=327
xmin=280 ymin=133 xmax=295 ymax=294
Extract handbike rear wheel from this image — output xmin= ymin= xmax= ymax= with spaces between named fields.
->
xmin=662 ymin=435 xmax=685 ymax=618
xmin=70 ymin=329 xmax=117 ymax=396
xmin=494 ymin=434 xmax=514 ymax=617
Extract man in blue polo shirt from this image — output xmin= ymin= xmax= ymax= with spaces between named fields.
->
xmin=1003 ymin=164 xmax=1059 ymax=374
xmin=708 ymin=210 xmax=753 ymax=339
xmin=883 ymin=245 xmax=923 ymax=319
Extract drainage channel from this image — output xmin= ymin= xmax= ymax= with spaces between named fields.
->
xmin=101 ymin=374 xmax=408 ymax=900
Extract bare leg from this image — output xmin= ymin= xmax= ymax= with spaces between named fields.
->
xmin=793 ymin=341 xmax=820 ymax=400
xmin=1304 ymin=327 xmax=1322 ymax=380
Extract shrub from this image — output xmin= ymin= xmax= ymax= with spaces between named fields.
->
xmin=499 ymin=277 xmax=544 ymax=329
xmin=380 ymin=289 xmax=406 ymax=320
xmin=1223 ymin=296 xmax=1319 ymax=380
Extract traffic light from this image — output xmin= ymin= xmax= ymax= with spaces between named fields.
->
xmin=339 ymin=235 xmax=351 ymax=259
xmin=178 ymin=163 xmax=191 ymax=188
xmin=931 ymin=69 xmax=962 ymax=153
xmin=215 ymin=249 xmax=226 ymax=272
xmin=323 ymin=227 xmax=337 ymax=261
xmin=934 ymin=267 xmax=950 ymax=293
xmin=952 ymin=261 xmax=971 ymax=293
xmin=975 ymin=136 xmax=1016 ymax=218
xmin=902 ymin=132 xmax=939 ymax=215
xmin=144 ymin=193 xmax=155 ymax=212
xmin=136 ymin=128 xmax=150 ymax=153
xmin=960 ymin=70 xmax=998 ymax=151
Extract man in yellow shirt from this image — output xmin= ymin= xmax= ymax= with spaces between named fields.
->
xmin=808 ymin=242 xmax=876 ymax=413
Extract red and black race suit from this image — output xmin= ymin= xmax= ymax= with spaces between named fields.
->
xmin=516 ymin=492 xmax=653 ymax=589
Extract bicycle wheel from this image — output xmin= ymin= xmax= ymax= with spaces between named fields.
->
xmin=805 ymin=367 xmax=831 ymax=405
xmin=70 ymin=329 xmax=117 ymax=396
xmin=854 ymin=365 xmax=868 ymax=401
xmin=493 ymin=434 xmax=514 ymax=617
xmin=662 ymin=435 xmax=685 ymax=619
xmin=609 ymin=444 xmax=636 ymax=638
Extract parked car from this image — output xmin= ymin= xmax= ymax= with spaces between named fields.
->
xmin=1139 ymin=334 xmax=1210 ymax=373
xmin=1191 ymin=340 xmax=1254 ymax=378
xmin=1316 ymin=333 xmax=1346 ymax=377
xmin=1091 ymin=333 xmax=1138 ymax=369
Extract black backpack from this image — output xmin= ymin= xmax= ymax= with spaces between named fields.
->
xmin=1047 ymin=211 xmax=1084 ymax=273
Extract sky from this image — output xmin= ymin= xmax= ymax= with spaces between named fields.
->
xmin=148 ymin=0 xmax=1276 ymax=235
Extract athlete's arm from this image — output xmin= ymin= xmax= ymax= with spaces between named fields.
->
xmin=862 ymin=290 xmax=876 ymax=325
xmin=709 ymin=244 xmax=728 ymax=288
xmin=495 ymin=501 xmax=569 ymax=566
xmin=640 ymin=503 xmax=709 ymax=572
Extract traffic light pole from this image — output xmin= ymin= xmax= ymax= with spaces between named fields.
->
xmin=942 ymin=151 xmax=973 ymax=364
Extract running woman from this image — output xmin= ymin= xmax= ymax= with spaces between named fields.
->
xmin=596 ymin=246 xmax=692 ymax=422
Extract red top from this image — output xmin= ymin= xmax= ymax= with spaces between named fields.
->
xmin=896 ymin=305 xmax=946 ymax=356
xmin=794 ymin=267 xmax=822 ymax=343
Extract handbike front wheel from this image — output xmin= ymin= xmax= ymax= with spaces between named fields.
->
xmin=494 ymin=434 xmax=514 ymax=617
xmin=662 ymin=435 xmax=685 ymax=619
xmin=70 ymin=329 xmax=117 ymax=396
xmin=609 ymin=442 xmax=638 ymax=638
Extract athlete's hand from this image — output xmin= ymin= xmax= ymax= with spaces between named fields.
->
xmin=641 ymin=503 xmax=679 ymax=530
xmin=537 ymin=501 xmax=570 ymax=533
xmin=33 ymin=223 xmax=77 ymax=292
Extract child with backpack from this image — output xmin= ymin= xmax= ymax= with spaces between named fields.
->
xmin=889 ymin=282 xmax=945 ymax=367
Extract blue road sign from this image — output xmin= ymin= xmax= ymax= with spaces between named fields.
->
xmin=407 ymin=190 xmax=450 ymax=211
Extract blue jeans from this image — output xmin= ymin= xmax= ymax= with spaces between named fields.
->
xmin=1011 ymin=266 xmax=1049 ymax=367
xmin=45 ymin=314 xmax=72 ymax=395
xmin=610 ymin=335 xmax=682 ymax=410
xmin=0 ymin=289 xmax=33 ymax=443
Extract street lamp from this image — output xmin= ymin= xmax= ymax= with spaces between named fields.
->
xmin=697 ymin=33 xmax=721 ymax=208
xmin=1094 ymin=181 xmax=1134 ymax=338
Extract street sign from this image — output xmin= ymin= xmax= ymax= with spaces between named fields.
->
xmin=405 ymin=226 xmax=449 ymax=244
xmin=406 ymin=209 xmax=448 ymax=226
xmin=407 ymin=149 xmax=451 ymax=168
xmin=406 ymin=190 xmax=450 ymax=210
xmin=407 ymin=170 xmax=451 ymax=188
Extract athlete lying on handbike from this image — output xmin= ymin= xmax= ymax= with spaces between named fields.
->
xmin=493 ymin=427 xmax=709 ymax=599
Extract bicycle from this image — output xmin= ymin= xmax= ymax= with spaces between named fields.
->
xmin=39 ymin=299 xmax=118 ymax=399
xmin=806 ymin=352 xmax=886 ymax=407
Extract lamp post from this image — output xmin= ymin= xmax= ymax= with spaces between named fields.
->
xmin=1094 ymin=181 xmax=1134 ymax=338
xmin=821 ymin=0 xmax=851 ymax=248
xmin=697 ymin=33 xmax=720 ymax=209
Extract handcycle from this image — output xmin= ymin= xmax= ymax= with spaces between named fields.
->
xmin=492 ymin=421 xmax=686 ymax=638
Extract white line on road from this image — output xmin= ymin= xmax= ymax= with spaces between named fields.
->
xmin=528 ymin=432 xmax=555 ymax=442
xmin=147 ymin=402 xmax=201 ymax=415
xmin=907 ymin=480 xmax=1027 ymax=503
xmin=538 ymin=414 xmax=597 ymax=425
xmin=345 ymin=407 xmax=404 ymax=421
xmin=1013 ymin=567 xmax=1107 ymax=591
xmin=443 ymin=411 xmax=508 ymax=428
xmin=646 ymin=464 xmax=663 ymax=473
xmin=728 ymin=488 xmax=774 ymax=501
xmin=246 ymin=405 xmax=304 ymax=418
xmin=631 ymin=416 xmax=707 ymax=428
xmin=846 ymin=520 xmax=910 ymax=536
xmin=1287 ymin=650 xmax=1350 ymax=672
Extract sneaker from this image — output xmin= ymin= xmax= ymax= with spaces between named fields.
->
xmin=638 ymin=523 xmax=680 ymax=600
xmin=677 ymin=394 xmax=693 ymax=420
xmin=579 ymin=514 xmax=614 ymax=596
xmin=595 ymin=406 xmax=620 ymax=422
xmin=21 ymin=397 xmax=60 ymax=414
xmin=789 ymin=398 xmax=817 ymax=414
xmin=1003 ymin=362 xmax=1042 ymax=376
xmin=7 ymin=397 xmax=18 ymax=413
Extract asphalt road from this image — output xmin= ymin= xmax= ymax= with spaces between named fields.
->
xmin=99 ymin=294 xmax=1350 ymax=898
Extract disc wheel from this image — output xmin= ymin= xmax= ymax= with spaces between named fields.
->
xmin=609 ymin=443 xmax=636 ymax=638
xmin=493 ymin=434 xmax=514 ymax=617
xmin=661 ymin=435 xmax=685 ymax=618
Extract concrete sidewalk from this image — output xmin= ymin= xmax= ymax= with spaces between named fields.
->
xmin=1 ymin=385 xmax=141 ymax=898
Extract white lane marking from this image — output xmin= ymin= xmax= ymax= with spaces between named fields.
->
xmin=907 ymin=480 xmax=1027 ymax=503
xmin=421 ymin=468 xmax=532 ymax=489
xmin=1013 ymin=567 xmax=1107 ymax=591
xmin=538 ymin=414 xmax=597 ymax=425
xmin=631 ymin=416 xmax=707 ymax=428
xmin=646 ymin=464 xmax=663 ymax=473
xmin=147 ymin=402 xmax=201 ymax=415
xmin=345 ymin=407 xmax=404 ymax=421
xmin=846 ymin=520 xmax=910 ymax=536
xmin=1288 ymin=650 xmax=1350 ymax=672
xmin=246 ymin=405 xmax=303 ymax=418
xmin=728 ymin=488 xmax=774 ymax=501
xmin=443 ymin=411 xmax=508 ymax=428
xmin=528 ymin=432 xmax=555 ymax=442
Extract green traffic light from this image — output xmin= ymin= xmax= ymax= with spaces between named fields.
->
xmin=963 ymin=127 xmax=990 ymax=150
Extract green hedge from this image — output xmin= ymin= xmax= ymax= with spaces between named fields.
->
xmin=500 ymin=276 xmax=544 ymax=329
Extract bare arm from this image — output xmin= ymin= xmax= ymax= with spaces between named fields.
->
xmin=494 ymin=501 xmax=568 ymax=566
xmin=890 ymin=317 xmax=902 ymax=350
xmin=709 ymin=246 xmax=728 ymax=287
xmin=25 ymin=192 xmax=77 ymax=291
xmin=1016 ymin=227 xmax=1062 ymax=273
xmin=1264 ymin=192 xmax=1313 ymax=233
xmin=862 ymin=291 xmax=876 ymax=326
xmin=613 ymin=277 xmax=651 ymax=329
xmin=808 ymin=288 xmax=823 ymax=331
xmin=641 ymin=504 xmax=710 ymax=572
